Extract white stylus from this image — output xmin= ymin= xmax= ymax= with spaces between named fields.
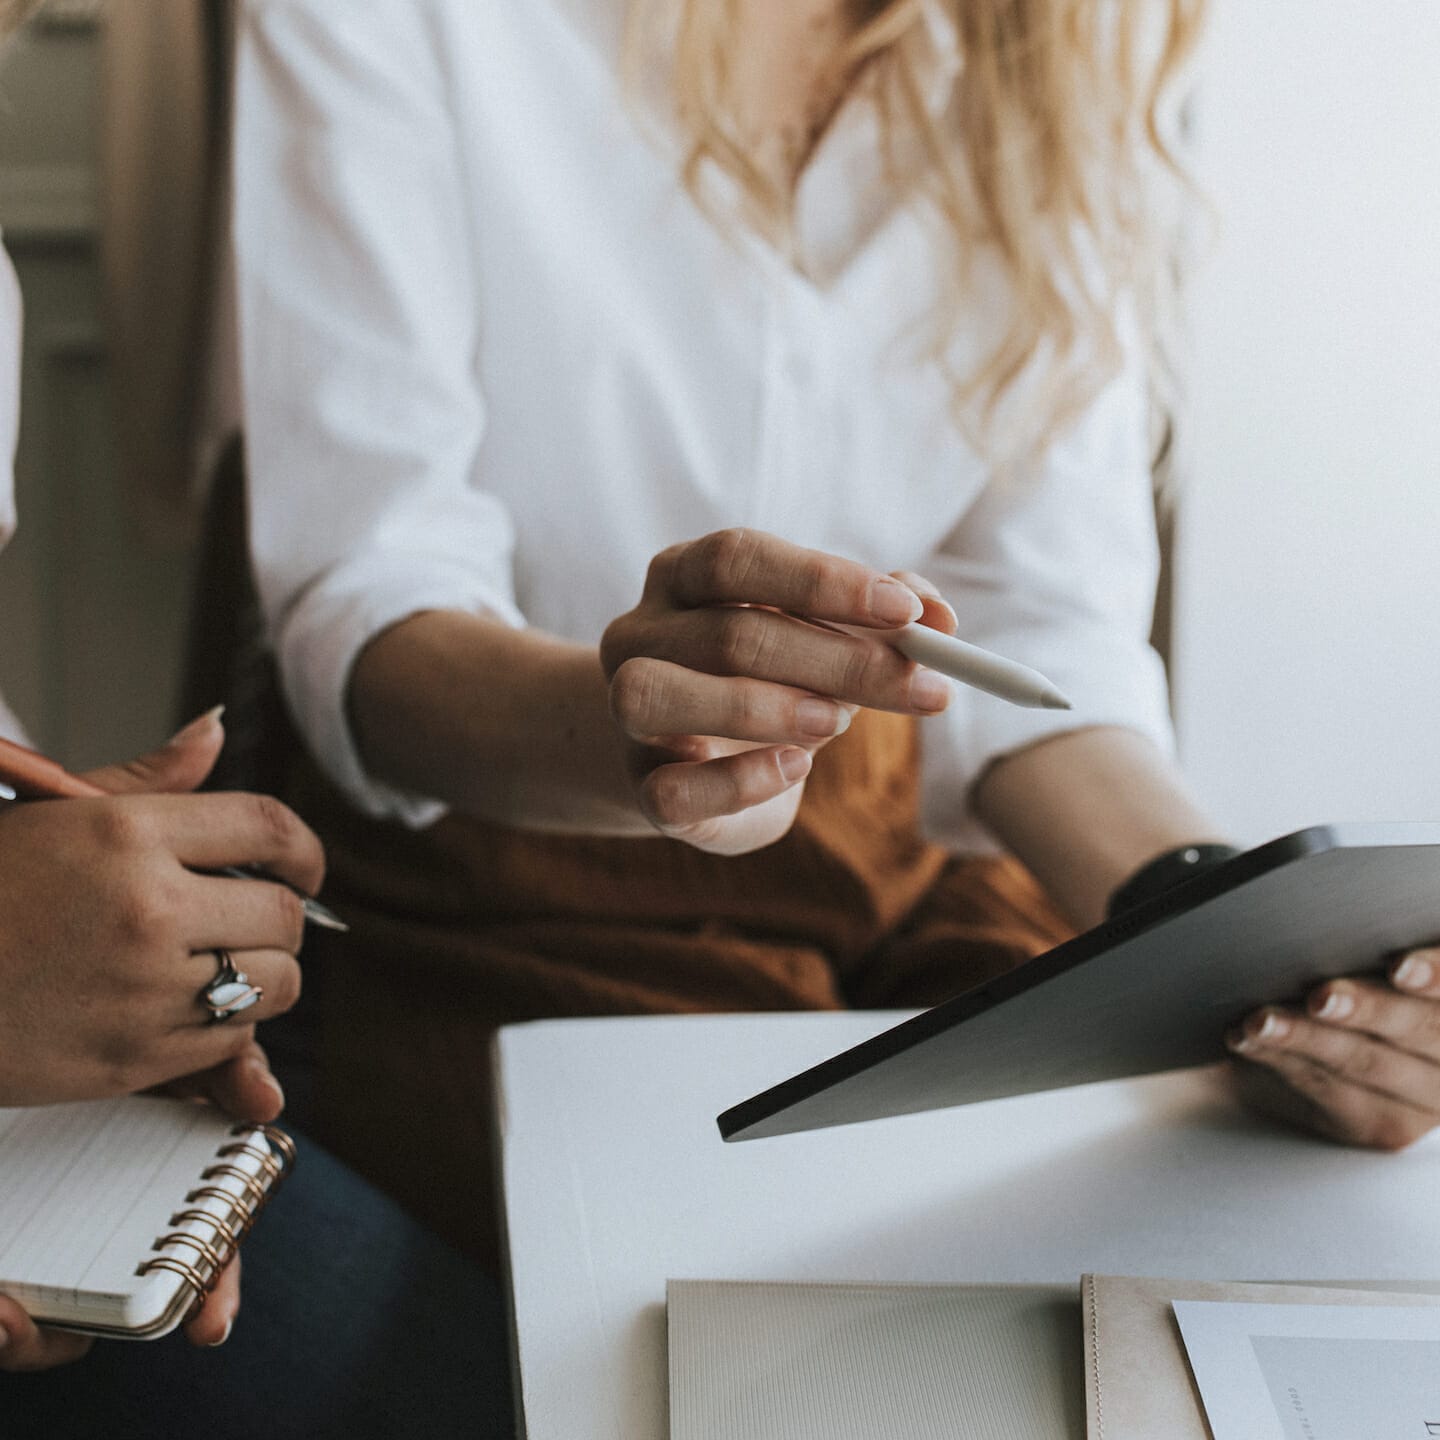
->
xmin=891 ymin=623 xmax=1073 ymax=711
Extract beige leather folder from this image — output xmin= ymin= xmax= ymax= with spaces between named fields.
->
xmin=668 ymin=1280 xmax=1085 ymax=1440
xmin=1081 ymin=1275 xmax=1440 ymax=1440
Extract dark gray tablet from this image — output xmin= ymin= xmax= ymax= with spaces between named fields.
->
xmin=718 ymin=824 xmax=1440 ymax=1142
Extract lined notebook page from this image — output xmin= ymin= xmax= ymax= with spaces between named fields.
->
xmin=0 ymin=1096 xmax=243 ymax=1317
xmin=667 ymin=1280 xmax=1084 ymax=1440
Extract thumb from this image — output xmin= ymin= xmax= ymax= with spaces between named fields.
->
xmin=80 ymin=706 xmax=226 ymax=796
xmin=889 ymin=571 xmax=958 ymax=636
xmin=156 ymin=1043 xmax=286 ymax=1125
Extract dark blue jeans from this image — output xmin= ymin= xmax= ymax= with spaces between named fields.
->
xmin=0 ymin=1136 xmax=514 ymax=1439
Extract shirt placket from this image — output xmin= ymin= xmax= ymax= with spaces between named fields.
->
xmin=749 ymin=256 xmax=786 ymax=531
xmin=766 ymin=273 xmax=835 ymax=544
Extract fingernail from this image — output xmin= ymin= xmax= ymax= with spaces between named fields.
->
xmin=909 ymin=669 xmax=950 ymax=714
xmin=1312 ymin=986 xmax=1354 ymax=1022
xmin=1394 ymin=953 xmax=1435 ymax=991
xmin=1225 ymin=1025 xmax=1253 ymax=1054
xmin=1253 ymin=1009 xmax=1289 ymax=1043
xmin=1235 ymin=1009 xmax=1286 ymax=1050
xmin=795 ymin=699 xmax=847 ymax=739
xmin=260 ymin=1068 xmax=286 ymax=1113
xmin=206 ymin=1318 xmax=234 ymax=1348
xmin=1255 ymin=1008 xmax=1290 ymax=1042
xmin=777 ymin=747 xmax=812 ymax=784
xmin=868 ymin=579 xmax=923 ymax=627
xmin=171 ymin=704 xmax=226 ymax=742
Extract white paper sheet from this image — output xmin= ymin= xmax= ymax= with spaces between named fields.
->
xmin=1173 ymin=1300 xmax=1440 ymax=1440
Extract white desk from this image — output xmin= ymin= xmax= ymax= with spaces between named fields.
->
xmin=494 ymin=1013 xmax=1440 ymax=1440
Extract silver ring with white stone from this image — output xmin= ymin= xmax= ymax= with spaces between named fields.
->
xmin=202 ymin=949 xmax=264 ymax=1024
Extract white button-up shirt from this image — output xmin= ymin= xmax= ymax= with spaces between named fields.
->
xmin=234 ymin=0 xmax=1174 ymax=849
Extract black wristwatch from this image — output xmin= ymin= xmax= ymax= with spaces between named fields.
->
xmin=1105 ymin=843 xmax=1242 ymax=919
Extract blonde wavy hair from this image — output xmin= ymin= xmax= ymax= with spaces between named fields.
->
xmin=627 ymin=0 xmax=1207 ymax=462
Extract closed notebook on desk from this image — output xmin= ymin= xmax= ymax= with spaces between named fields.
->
xmin=667 ymin=1279 xmax=1084 ymax=1440
xmin=0 ymin=1095 xmax=293 ymax=1339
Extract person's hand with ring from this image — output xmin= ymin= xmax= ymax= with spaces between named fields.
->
xmin=0 ymin=707 xmax=322 ymax=1106
xmin=600 ymin=528 xmax=957 ymax=856
xmin=0 ymin=709 xmax=320 ymax=1368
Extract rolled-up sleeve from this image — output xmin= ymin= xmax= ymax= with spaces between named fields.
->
xmin=917 ymin=359 xmax=1176 ymax=852
xmin=235 ymin=0 xmax=524 ymax=825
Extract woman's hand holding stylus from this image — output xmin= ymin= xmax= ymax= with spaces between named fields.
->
xmin=600 ymin=528 xmax=956 ymax=855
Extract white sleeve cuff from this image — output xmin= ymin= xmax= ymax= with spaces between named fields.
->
xmin=918 ymin=632 xmax=1176 ymax=854
xmin=274 ymin=562 xmax=527 ymax=828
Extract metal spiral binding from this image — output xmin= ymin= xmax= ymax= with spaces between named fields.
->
xmin=134 ymin=1255 xmax=209 ymax=1317
xmin=134 ymin=1125 xmax=294 ymax=1319
xmin=200 ymin=1163 xmax=269 ymax=1210
xmin=218 ymin=1139 xmax=285 ymax=1186
xmin=151 ymin=1229 xmax=226 ymax=1273
xmin=258 ymin=1124 xmax=297 ymax=1172
xmin=167 ymin=1207 xmax=241 ymax=1252
xmin=183 ymin=1183 xmax=256 ymax=1233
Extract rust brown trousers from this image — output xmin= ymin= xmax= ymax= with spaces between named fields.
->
xmin=293 ymin=710 xmax=1071 ymax=1264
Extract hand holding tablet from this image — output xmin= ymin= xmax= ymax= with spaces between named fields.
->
xmin=719 ymin=825 xmax=1440 ymax=1145
xmin=1225 ymin=939 xmax=1440 ymax=1150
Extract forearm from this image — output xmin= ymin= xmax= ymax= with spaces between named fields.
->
xmin=972 ymin=726 xmax=1231 ymax=931
xmin=349 ymin=609 xmax=651 ymax=835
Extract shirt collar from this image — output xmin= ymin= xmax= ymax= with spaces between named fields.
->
xmin=788 ymin=2 xmax=963 ymax=286
xmin=590 ymin=0 xmax=966 ymax=288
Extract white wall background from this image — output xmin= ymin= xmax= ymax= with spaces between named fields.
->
xmin=1175 ymin=0 xmax=1440 ymax=843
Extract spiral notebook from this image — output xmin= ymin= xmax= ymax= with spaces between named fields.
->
xmin=0 ymin=1094 xmax=293 ymax=1340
